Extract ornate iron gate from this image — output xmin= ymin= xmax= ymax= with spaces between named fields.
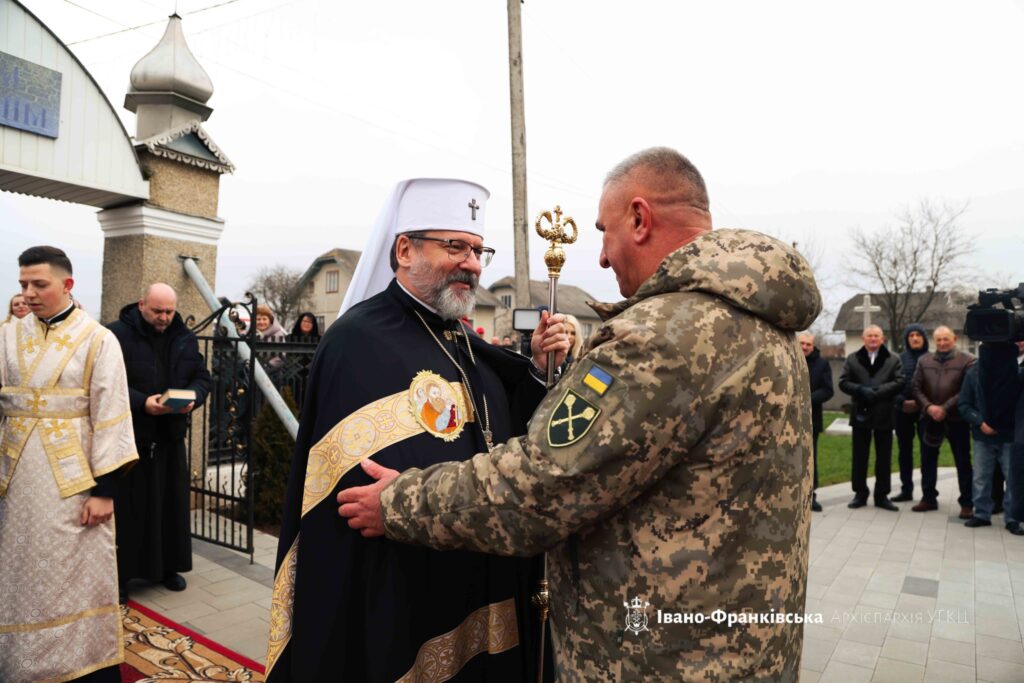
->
xmin=186 ymin=299 xmax=258 ymax=557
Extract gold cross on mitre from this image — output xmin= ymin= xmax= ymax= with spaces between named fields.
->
xmin=28 ymin=391 xmax=48 ymax=413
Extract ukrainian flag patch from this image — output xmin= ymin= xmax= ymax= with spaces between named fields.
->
xmin=582 ymin=364 xmax=614 ymax=397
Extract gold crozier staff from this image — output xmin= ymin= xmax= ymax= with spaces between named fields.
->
xmin=532 ymin=204 xmax=578 ymax=681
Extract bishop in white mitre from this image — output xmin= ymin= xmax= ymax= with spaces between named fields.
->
xmin=0 ymin=246 xmax=138 ymax=683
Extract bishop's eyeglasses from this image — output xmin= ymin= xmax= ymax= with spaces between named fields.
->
xmin=411 ymin=235 xmax=496 ymax=268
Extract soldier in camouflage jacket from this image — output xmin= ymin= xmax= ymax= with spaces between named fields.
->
xmin=339 ymin=148 xmax=822 ymax=682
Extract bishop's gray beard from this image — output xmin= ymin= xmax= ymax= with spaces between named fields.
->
xmin=408 ymin=261 xmax=478 ymax=321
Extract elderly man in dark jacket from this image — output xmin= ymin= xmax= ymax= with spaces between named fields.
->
xmin=800 ymin=332 xmax=833 ymax=511
xmin=839 ymin=325 xmax=903 ymax=510
xmin=108 ymin=283 xmax=211 ymax=601
xmin=911 ymin=326 xmax=975 ymax=517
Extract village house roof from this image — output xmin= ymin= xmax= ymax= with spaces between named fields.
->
xmin=832 ymin=291 xmax=973 ymax=333
xmin=487 ymin=276 xmax=600 ymax=320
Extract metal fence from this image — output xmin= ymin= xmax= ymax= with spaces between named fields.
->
xmin=186 ymin=303 xmax=258 ymax=556
xmin=185 ymin=299 xmax=319 ymax=558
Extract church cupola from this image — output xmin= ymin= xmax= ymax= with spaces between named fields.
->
xmin=124 ymin=14 xmax=214 ymax=140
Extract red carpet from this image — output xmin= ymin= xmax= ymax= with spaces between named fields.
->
xmin=120 ymin=601 xmax=265 ymax=681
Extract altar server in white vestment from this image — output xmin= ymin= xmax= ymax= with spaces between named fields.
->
xmin=0 ymin=246 xmax=139 ymax=683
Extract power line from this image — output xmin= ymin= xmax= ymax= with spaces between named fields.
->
xmin=62 ymin=0 xmax=132 ymax=28
xmin=67 ymin=0 xmax=251 ymax=45
xmin=199 ymin=52 xmax=595 ymax=201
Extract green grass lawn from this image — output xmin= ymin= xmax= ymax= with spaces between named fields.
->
xmin=816 ymin=411 xmax=956 ymax=488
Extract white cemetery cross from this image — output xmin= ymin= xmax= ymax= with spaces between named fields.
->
xmin=854 ymin=294 xmax=881 ymax=330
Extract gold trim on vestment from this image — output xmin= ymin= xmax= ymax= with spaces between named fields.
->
xmin=91 ymin=451 xmax=139 ymax=479
xmin=0 ymin=604 xmax=119 ymax=634
xmin=300 ymin=386 xmax=456 ymax=517
xmin=16 ymin=320 xmax=31 ymax=378
xmin=46 ymin=319 xmax=99 ymax=387
xmin=82 ymin=332 xmax=104 ymax=390
xmin=266 ymin=384 xmax=471 ymax=676
xmin=2 ymin=408 xmax=90 ymax=419
xmin=93 ymin=410 xmax=130 ymax=432
xmin=0 ymin=386 xmax=87 ymax=397
xmin=396 ymin=598 xmax=520 ymax=683
xmin=264 ymin=538 xmax=298 ymax=676
xmin=38 ymin=418 xmax=94 ymax=498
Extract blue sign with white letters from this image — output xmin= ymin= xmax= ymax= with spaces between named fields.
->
xmin=0 ymin=51 xmax=62 ymax=139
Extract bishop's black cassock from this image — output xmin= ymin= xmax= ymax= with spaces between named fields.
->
xmin=266 ymin=280 xmax=549 ymax=682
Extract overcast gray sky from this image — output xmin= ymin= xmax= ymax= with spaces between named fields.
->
xmin=2 ymin=0 xmax=1023 ymax=331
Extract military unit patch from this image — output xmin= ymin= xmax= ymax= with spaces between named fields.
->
xmin=547 ymin=389 xmax=601 ymax=447
xmin=582 ymin=364 xmax=614 ymax=396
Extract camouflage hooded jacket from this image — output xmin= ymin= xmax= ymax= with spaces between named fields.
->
xmin=381 ymin=229 xmax=822 ymax=682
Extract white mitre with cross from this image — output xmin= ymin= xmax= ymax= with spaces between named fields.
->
xmin=338 ymin=178 xmax=490 ymax=317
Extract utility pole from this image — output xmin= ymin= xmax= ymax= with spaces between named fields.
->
xmin=507 ymin=0 xmax=530 ymax=311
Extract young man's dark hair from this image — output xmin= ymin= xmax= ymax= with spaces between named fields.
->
xmin=18 ymin=245 xmax=74 ymax=275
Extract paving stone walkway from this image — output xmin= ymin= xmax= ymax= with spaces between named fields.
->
xmin=127 ymin=529 xmax=277 ymax=665
xmin=805 ymin=469 xmax=1024 ymax=683
xmin=128 ymin=467 xmax=1024 ymax=680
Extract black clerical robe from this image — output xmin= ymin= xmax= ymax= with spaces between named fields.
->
xmin=265 ymin=280 xmax=548 ymax=683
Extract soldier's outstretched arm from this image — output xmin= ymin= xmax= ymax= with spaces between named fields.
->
xmin=379 ymin=309 xmax=733 ymax=557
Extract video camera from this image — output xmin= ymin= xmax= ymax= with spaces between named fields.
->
xmin=964 ymin=283 xmax=1024 ymax=342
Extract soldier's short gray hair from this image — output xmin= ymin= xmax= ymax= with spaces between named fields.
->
xmin=604 ymin=147 xmax=709 ymax=211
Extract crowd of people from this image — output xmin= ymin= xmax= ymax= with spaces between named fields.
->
xmin=802 ymin=324 xmax=1024 ymax=535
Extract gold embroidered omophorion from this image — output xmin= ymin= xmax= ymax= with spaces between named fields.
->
xmin=0 ymin=310 xmax=139 ymax=683
xmin=266 ymin=383 xmax=473 ymax=674
xmin=396 ymin=598 xmax=520 ymax=683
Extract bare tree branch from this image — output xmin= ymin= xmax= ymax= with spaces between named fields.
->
xmin=848 ymin=199 xmax=973 ymax=348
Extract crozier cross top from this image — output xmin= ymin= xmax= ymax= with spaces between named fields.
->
xmin=468 ymin=198 xmax=480 ymax=221
xmin=854 ymin=294 xmax=881 ymax=329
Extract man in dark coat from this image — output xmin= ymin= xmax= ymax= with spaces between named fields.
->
xmin=799 ymin=332 xmax=833 ymax=511
xmin=911 ymin=326 xmax=975 ymax=517
xmin=891 ymin=324 xmax=929 ymax=502
xmin=839 ymin=325 xmax=903 ymax=510
xmin=108 ymin=283 xmax=211 ymax=600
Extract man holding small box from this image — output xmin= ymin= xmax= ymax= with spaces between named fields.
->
xmin=108 ymin=282 xmax=211 ymax=600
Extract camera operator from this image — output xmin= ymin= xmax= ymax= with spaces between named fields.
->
xmin=968 ymin=284 xmax=1024 ymax=532
xmin=977 ymin=341 xmax=1024 ymax=525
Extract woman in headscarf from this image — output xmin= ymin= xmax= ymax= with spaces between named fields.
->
xmin=254 ymin=304 xmax=287 ymax=341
